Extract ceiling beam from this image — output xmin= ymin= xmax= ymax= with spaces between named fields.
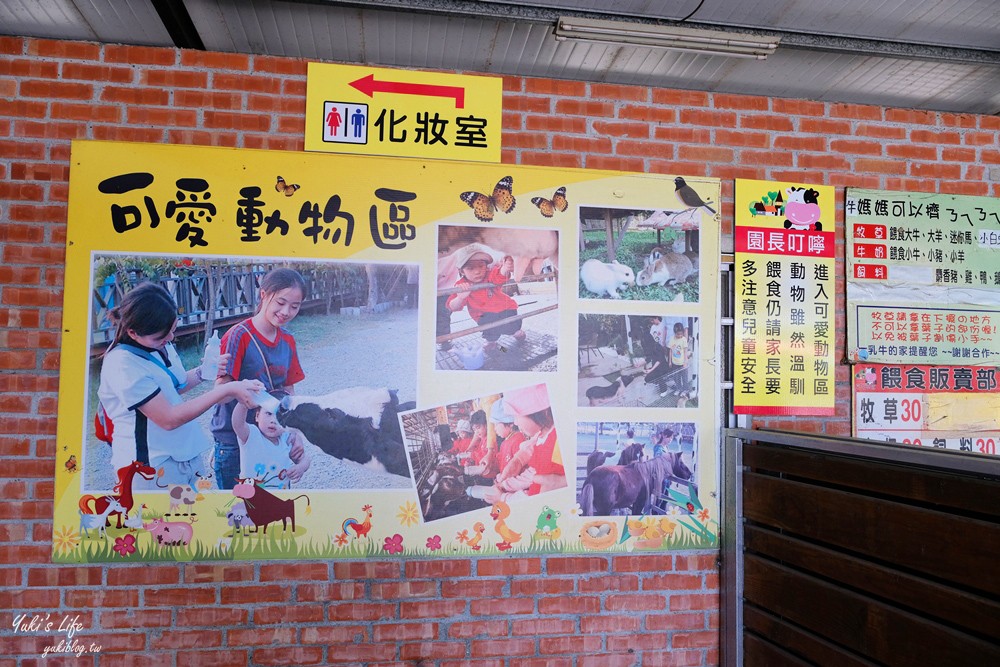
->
xmin=151 ymin=0 xmax=204 ymax=50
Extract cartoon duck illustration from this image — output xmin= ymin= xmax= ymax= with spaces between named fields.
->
xmin=489 ymin=500 xmax=521 ymax=551
xmin=533 ymin=505 xmax=562 ymax=541
xmin=467 ymin=521 xmax=486 ymax=551
xmin=123 ymin=503 xmax=147 ymax=532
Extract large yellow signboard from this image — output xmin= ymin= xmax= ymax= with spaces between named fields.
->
xmin=54 ymin=140 xmax=720 ymax=563
xmin=304 ymin=62 xmax=503 ymax=162
xmin=734 ymin=179 xmax=836 ymax=415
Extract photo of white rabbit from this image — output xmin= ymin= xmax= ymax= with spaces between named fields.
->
xmin=578 ymin=206 xmax=700 ymax=303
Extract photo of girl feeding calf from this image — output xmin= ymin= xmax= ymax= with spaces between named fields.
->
xmin=85 ymin=255 xmax=418 ymax=493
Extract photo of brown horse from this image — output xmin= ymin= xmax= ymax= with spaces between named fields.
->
xmin=578 ymin=453 xmax=692 ymax=516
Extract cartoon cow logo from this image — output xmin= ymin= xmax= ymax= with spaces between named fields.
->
xmin=784 ymin=186 xmax=822 ymax=231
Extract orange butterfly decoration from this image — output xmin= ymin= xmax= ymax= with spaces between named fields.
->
xmin=460 ymin=176 xmax=516 ymax=222
xmin=275 ymin=176 xmax=300 ymax=197
xmin=531 ymin=186 xmax=568 ymax=218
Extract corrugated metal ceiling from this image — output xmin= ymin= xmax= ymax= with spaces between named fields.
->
xmin=3 ymin=0 xmax=1000 ymax=114
xmin=491 ymin=0 xmax=1000 ymax=51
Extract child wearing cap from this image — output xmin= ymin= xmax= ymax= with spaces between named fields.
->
xmin=484 ymin=383 xmax=566 ymax=499
xmin=446 ymin=242 xmax=525 ymax=352
xmin=502 ymin=383 xmax=565 ymax=496
xmin=490 ymin=397 xmax=526 ymax=476
xmin=448 ymin=419 xmax=474 ymax=459
xmin=465 ymin=399 xmax=521 ymax=500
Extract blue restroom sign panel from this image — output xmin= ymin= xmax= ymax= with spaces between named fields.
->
xmin=323 ymin=102 xmax=368 ymax=145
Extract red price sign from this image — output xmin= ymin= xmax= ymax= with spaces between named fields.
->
xmin=854 ymin=264 xmax=887 ymax=279
xmin=853 ymin=243 xmax=886 ymax=259
xmin=853 ymin=223 xmax=886 ymax=240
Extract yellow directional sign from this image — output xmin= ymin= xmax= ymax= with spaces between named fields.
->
xmin=305 ymin=62 xmax=502 ymax=163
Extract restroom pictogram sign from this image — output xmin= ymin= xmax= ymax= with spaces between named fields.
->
xmin=305 ymin=63 xmax=502 ymax=163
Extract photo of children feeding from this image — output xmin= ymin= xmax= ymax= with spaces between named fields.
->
xmin=576 ymin=421 xmax=699 ymax=517
xmin=84 ymin=255 xmax=418 ymax=493
xmin=578 ymin=314 xmax=698 ymax=408
xmin=436 ymin=225 xmax=559 ymax=372
xmin=400 ymin=383 xmax=567 ymax=522
xmin=578 ymin=205 xmax=702 ymax=303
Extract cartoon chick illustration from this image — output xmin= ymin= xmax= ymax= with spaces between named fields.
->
xmin=626 ymin=516 xmax=678 ymax=548
xmin=467 ymin=521 xmax=486 ymax=551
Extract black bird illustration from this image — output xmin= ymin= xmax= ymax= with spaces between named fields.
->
xmin=674 ymin=177 xmax=716 ymax=214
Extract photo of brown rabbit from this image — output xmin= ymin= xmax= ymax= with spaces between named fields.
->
xmin=635 ymin=249 xmax=696 ymax=287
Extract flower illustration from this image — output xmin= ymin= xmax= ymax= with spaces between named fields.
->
xmin=383 ymin=534 xmax=404 ymax=555
xmin=697 ymin=508 xmax=711 ymax=522
xmin=397 ymin=501 xmax=419 ymax=527
xmin=333 ymin=532 xmax=349 ymax=547
xmin=53 ymin=525 xmax=80 ymax=553
xmin=667 ymin=504 xmax=682 ymax=518
xmin=426 ymin=535 xmax=442 ymax=551
xmin=455 ymin=529 xmax=470 ymax=544
xmin=113 ymin=533 xmax=136 ymax=558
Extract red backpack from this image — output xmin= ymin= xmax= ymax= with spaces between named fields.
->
xmin=94 ymin=402 xmax=114 ymax=444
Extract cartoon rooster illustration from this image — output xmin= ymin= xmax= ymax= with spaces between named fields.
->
xmin=342 ymin=504 xmax=374 ymax=539
xmin=489 ymin=500 xmax=521 ymax=551
xmin=466 ymin=521 xmax=486 ymax=551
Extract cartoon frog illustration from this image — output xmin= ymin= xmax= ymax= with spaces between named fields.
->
xmin=533 ymin=505 xmax=562 ymax=541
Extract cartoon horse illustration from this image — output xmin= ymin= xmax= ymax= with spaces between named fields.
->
xmin=78 ymin=460 xmax=157 ymax=529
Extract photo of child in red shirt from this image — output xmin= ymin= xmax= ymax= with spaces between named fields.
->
xmin=446 ymin=242 xmax=525 ymax=353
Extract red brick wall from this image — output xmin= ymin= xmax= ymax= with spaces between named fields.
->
xmin=2 ymin=35 xmax=999 ymax=665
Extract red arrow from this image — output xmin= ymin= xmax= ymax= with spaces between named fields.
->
xmin=349 ymin=74 xmax=466 ymax=109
